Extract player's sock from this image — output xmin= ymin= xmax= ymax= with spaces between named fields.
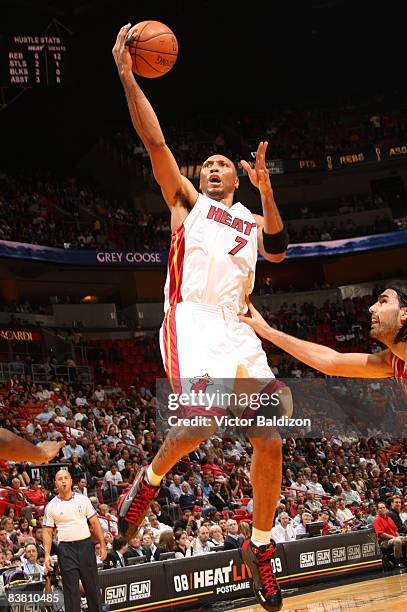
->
xmin=146 ymin=464 xmax=164 ymax=487
xmin=251 ymin=527 xmax=272 ymax=547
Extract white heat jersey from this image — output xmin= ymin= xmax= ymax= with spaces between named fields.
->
xmin=163 ymin=193 xmax=258 ymax=315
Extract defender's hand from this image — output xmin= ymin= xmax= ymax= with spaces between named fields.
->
xmin=238 ymin=298 xmax=271 ymax=339
xmin=240 ymin=141 xmax=273 ymax=197
xmin=112 ymin=24 xmax=133 ymax=78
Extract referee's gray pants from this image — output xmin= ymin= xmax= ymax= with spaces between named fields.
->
xmin=58 ymin=537 xmax=102 ymax=612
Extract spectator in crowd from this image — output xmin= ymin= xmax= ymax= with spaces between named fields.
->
xmin=102 ymin=463 xmax=124 ymax=501
xmin=208 ymin=524 xmax=224 ymax=547
xmin=124 ymin=535 xmax=144 ymax=559
xmin=238 ymin=521 xmax=251 ymax=542
xmin=146 ymin=513 xmax=172 ymax=542
xmin=304 ymin=491 xmax=323 ymax=514
xmin=97 ymin=504 xmax=118 ymax=535
xmin=201 ymin=472 xmax=213 ymax=498
xmin=17 ymin=517 xmax=32 ymax=539
xmin=0 ymin=528 xmax=13 ymax=552
xmin=294 ymin=512 xmax=313 ymax=537
xmin=141 ymin=531 xmax=162 ymax=562
xmin=380 ymin=477 xmax=402 ymax=502
xmin=25 ymin=480 xmax=46 ymax=506
xmin=169 ymin=474 xmax=183 ymax=503
xmin=94 ymin=542 xmax=104 ymax=568
xmin=179 ymin=481 xmax=196 ymax=511
xmin=36 ymin=405 xmax=55 ymax=424
xmin=342 ymin=482 xmax=361 ymax=505
xmin=104 ymin=535 xmax=129 ymax=568
xmin=208 ymin=481 xmax=228 ymax=511
xmin=292 ymin=503 xmax=306 ymax=525
xmin=173 ymin=509 xmax=196 ymax=536
xmin=366 ymin=503 xmax=378 ymax=524
xmin=387 ymin=496 xmax=407 ymax=535
xmin=336 ymin=498 xmax=355 ymax=526
xmin=307 ymin=473 xmax=325 ymax=496
xmin=1 ymin=517 xmax=15 ymax=537
xmin=318 ymin=510 xmax=334 ymax=535
xmin=373 ymin=502 xmax=407 ymax=568
xmin=192 ymin=526 xmax=215 ymax=556
xmin=63 ymin=436 xmax=85 ymax=460
xmin=223 ymin=519 xmax=244 ymax=550
xmin=271 ymin=512 xmax=296 ymax=543
xmin=174 ymin=531 xmax=193 ymax=559
xmin=21 ymin=542 xmax=45 ymax=577
xmin=150 ymin=501 xmax=172 ymax=527
xmin=291 ymin=474 xmax=307 ymax=499
xmin=158 ymin=531 xmax=175 ymax=553
xmin=104 ymin=531 xmax=114 ymax=551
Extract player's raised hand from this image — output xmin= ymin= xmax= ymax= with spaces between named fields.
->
xmin=240 ymin=141 xmax=273 ymax=198
xmin=112 ymin=24 xmax=133 ymax=77
xmin=238 ymin=298 xmax=271 ymax=339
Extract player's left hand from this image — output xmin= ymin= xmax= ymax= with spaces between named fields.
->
xmin=240 ymin=141 xmax=273 ymax=197
xmin=112 ymin=24 xmax=133 ymax=78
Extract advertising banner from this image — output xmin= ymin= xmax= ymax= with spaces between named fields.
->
xmin=0 ymin=240 xmax=166 ymax=267
xmin=2 ymin=230 xmax=406 ymax=268
xmin=97 ymin=531 xmax=381 ymax=610
xmin=0 ymin=532 xmax=382 ymax=611
xmin=281 ymin=528 xmax=381 ymax=589
xmin=98 ymin=562 xmax=166 ymax=611
xmin=0 ymin=329 xmax=42 ymax=342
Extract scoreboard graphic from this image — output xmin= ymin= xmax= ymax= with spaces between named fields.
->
xmin=2 ymin=34 xmax=68 ymax=86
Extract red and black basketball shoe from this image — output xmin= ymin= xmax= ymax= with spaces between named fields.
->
xmin=241 ymin=539 xmax=282 ymax=611
xmin=118 ymin=467 xmax=159 ymax=540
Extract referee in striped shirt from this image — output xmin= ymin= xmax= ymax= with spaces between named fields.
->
xmin=43 ymin=469 xmax=107 ymax=612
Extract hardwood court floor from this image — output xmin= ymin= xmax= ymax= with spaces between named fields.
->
xmin=231 ymin=573 xmax=407 ymax=611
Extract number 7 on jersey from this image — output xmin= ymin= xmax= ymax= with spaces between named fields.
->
xmin=229 ymin=236 xmax=248 ymax=256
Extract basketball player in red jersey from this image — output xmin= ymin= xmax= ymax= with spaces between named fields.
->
xmin=239 ymin=287 xmax=407 ymax=383
xmin=113 ymin=24 xmax=290 ymax=611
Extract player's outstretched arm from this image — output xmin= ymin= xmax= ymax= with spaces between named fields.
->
xmin=241 ymin=141 xmax=288 ymax=263
xmin=0 ymin=428 xmax=65 ymax=463
xmin=239 ymin=301 xmax=394 ymax=378
xmin=112 ymin=25 xmax=198 ymax=209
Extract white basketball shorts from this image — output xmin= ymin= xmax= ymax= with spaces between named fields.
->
xmin=159 ymin=302 xmax=277 ymax=417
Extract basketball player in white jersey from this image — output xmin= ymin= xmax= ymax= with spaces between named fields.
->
xmin=239 ymin=287 xmax=407 ymax=385
xmin=113 ymin=24 xmax=289 ymax=610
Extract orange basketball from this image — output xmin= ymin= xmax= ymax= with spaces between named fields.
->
xmin=125 ymin=21 xmax=178 ymax=78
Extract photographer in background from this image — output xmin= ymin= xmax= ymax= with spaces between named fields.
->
xmin=43 ymin=470 xmax=106 ymax=612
